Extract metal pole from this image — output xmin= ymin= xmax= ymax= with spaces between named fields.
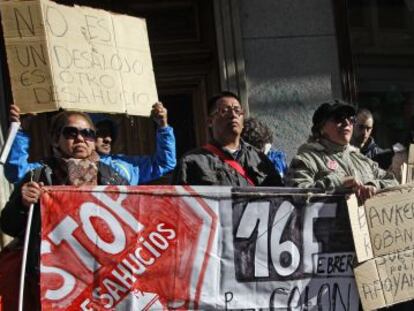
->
xmin=18 ymin=202 xmax=34 ymax=311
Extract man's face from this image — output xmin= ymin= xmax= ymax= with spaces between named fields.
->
xmin=209 ymin=97 xmax=244 ymax=141
xmin=95 ymin=122 xmax=113 ymax=155
xmin=353 ymin=114 xmax=373 ymax=146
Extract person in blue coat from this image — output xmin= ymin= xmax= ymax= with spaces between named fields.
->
xmin=241 ymin=117 xmax=288 ymax=180
xmin=4 ymin=102 xmax=176 ymax=185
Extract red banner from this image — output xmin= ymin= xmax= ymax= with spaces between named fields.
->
xmin=40 ymin=185 xmax=217 ymax=310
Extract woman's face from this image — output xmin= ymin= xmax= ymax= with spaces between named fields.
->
xmin=321 ymin=114 xmax=355 ymax=146
xmin=56 ymin=115 xmax=96 ymax=159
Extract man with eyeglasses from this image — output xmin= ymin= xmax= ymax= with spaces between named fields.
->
xmin=172 ymin=91 xmax=282 ymax=186
xmin=4 ymin=102 xmax=176 ymax=185
xmin=286 ymin=100 xmax=397 ymax=203
xmin=351 ymin=108 xmax=393 ymax=169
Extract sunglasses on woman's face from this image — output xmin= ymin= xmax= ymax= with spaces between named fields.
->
xmin=331 ymin=114 xmax=356 ymax=125
xmin=61 ymin=126 xmax=96 ymax=141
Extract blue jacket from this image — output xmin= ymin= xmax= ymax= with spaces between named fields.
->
xmin=4 ymin=127 xmax=176 ymax=185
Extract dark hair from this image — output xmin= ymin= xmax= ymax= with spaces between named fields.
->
xmin=311 ymin=99 xmax=355 ymax=139
xmin=242 ymin=117 xmax=273 ymax=150
xmin=207 ymin=91 xmax=241 ymax=115
xmin=357 ymin=108 xmax=373 ymax=121
xmin=96 ymin=119 xmax=116 ymax=139
xmin=50 ymin=111 xmax=95 ymax=142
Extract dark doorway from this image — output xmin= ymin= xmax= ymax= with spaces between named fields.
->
xmin=334 ymin=0 xmax=414 ymax=149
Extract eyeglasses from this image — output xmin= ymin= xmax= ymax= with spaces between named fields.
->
xmin=357 ymin=124 xmax=373 ymax=131
xmin=330 ymin=114 xmax=356 ymax=125
xmin=214 ymin=105 xmax=244 ymax=117
xmin=61 ymin=126 xmax=96 ymax=141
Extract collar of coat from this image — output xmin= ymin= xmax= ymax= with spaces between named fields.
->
xmin=298 ymin=138 xmax=359 ymax=154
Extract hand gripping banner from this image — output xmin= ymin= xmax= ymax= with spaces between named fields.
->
xmin=38 ymin=186 xmax=359 ymax=310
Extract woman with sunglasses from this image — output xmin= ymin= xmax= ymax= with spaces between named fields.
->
xmin=286 ymin=99 xmax=398 ymax=203
xmin=0 ymin=111 xmax=129 ymax=309
xmin=4 ymin=103 xmax=176 ymax=186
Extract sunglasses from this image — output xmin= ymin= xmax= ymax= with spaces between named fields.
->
xmin=330 ymin=114 xmax=356 ymax=125
xmin=61 ymin=126 xmax=96 ymax=141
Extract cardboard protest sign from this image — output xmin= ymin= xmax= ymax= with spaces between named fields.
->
xmin=0 ymin=0 xmax=157 ymax=116
xmin=36 ymin=186 xmax=359 ymax=310
xmin=348 ymin=186 xmax=414 ymax=310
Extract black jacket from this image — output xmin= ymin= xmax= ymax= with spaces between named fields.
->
xmin=360 ymin=137 xmax=393 ymax=169
xmin=172 ymin=140 xmax=283 ymax=186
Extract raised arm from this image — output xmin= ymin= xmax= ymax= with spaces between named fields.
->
xmin=4 ymin=105 xmax=42 ymax=183
xmin=109 ymin=102 xmax=176 ymax=185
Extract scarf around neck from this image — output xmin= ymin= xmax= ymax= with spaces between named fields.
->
xmin=53 ymin=150 xmax=100 ymax=186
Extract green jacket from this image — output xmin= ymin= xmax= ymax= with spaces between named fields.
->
xmin=286 ymin=138 xmax=398 ymax=191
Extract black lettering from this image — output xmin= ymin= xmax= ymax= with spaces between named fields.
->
xmin=357 ymin=205 xmax=366 ymax=228
xmin=84 ymin=15 xmax=99 ymax=40
xmin=224 ymin=291 xmax=233 ymax=310
xmin=287 ymin=286 xmax=301 ymax=309
xmin=33 ymin=86 xmax=52 ymax=104
xmin=316 ymin=283 xmax=331 ymax=309
xmin=97 ymin=18 xmax=112 ymax=42
xmin=382 ymin=205 xmax=394 ymax=226
xmin=332 ymin=283 xmax=350 ymax=310
xmin=383 ymin=230 xmax=394 ymax=249
xmin=392 ymin=274 xmax=401 ymax=297
xmin=395 ymin=204 xmax=405 ymax=226
xmin=133 ymin=93 xmax=149 ymax=105
xmin=368 ymin=206 xmax=382 ymax=228
xmin=346 ymin=254 xmax=354 ymax=272
xmin=99 ymin=74 xmax=114 ymax=89
xmin=394 ymin=228 xmax=403 ymax=245
xmin=405 ymin=228 xmax=413 ymax=243
xmin=59 ymin=71 xmax=74 ymax=84
xmin=53 ymin=46 xmax=73 ymax=69
xmin=269 ymin=287 xmax=288 ymax=309
xmin=110 ymin=54 xmax=122 ymax=71
xmin=362 ymin=283 xmax=375 ymax=300
xmin=14 ymin=6 xmax=35 ymax=38
xmin=14 ymin=46 xmax=30 ymax=67
xmin=317 ymin=257 xmax=325 ymax=273
xmin=45 ymin=6 xmax=68 ymax=37
xmin=80 ymin=51 xmax=93 ymax=68
xmin=29 ymin=45 xmax=47 ymax=67
xmin=32 ymin=68 xmax=47 ymax=83
xmin=72 ymin=49 xmax=87 ymax=69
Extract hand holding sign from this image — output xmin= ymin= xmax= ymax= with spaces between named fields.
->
xmin=151 ymin=102 xmax=168 ymax=128
xmin=10 ymin=104 xmax=36 ymax=132
xmin=342 ymin=176 xmax=377 ymax=203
